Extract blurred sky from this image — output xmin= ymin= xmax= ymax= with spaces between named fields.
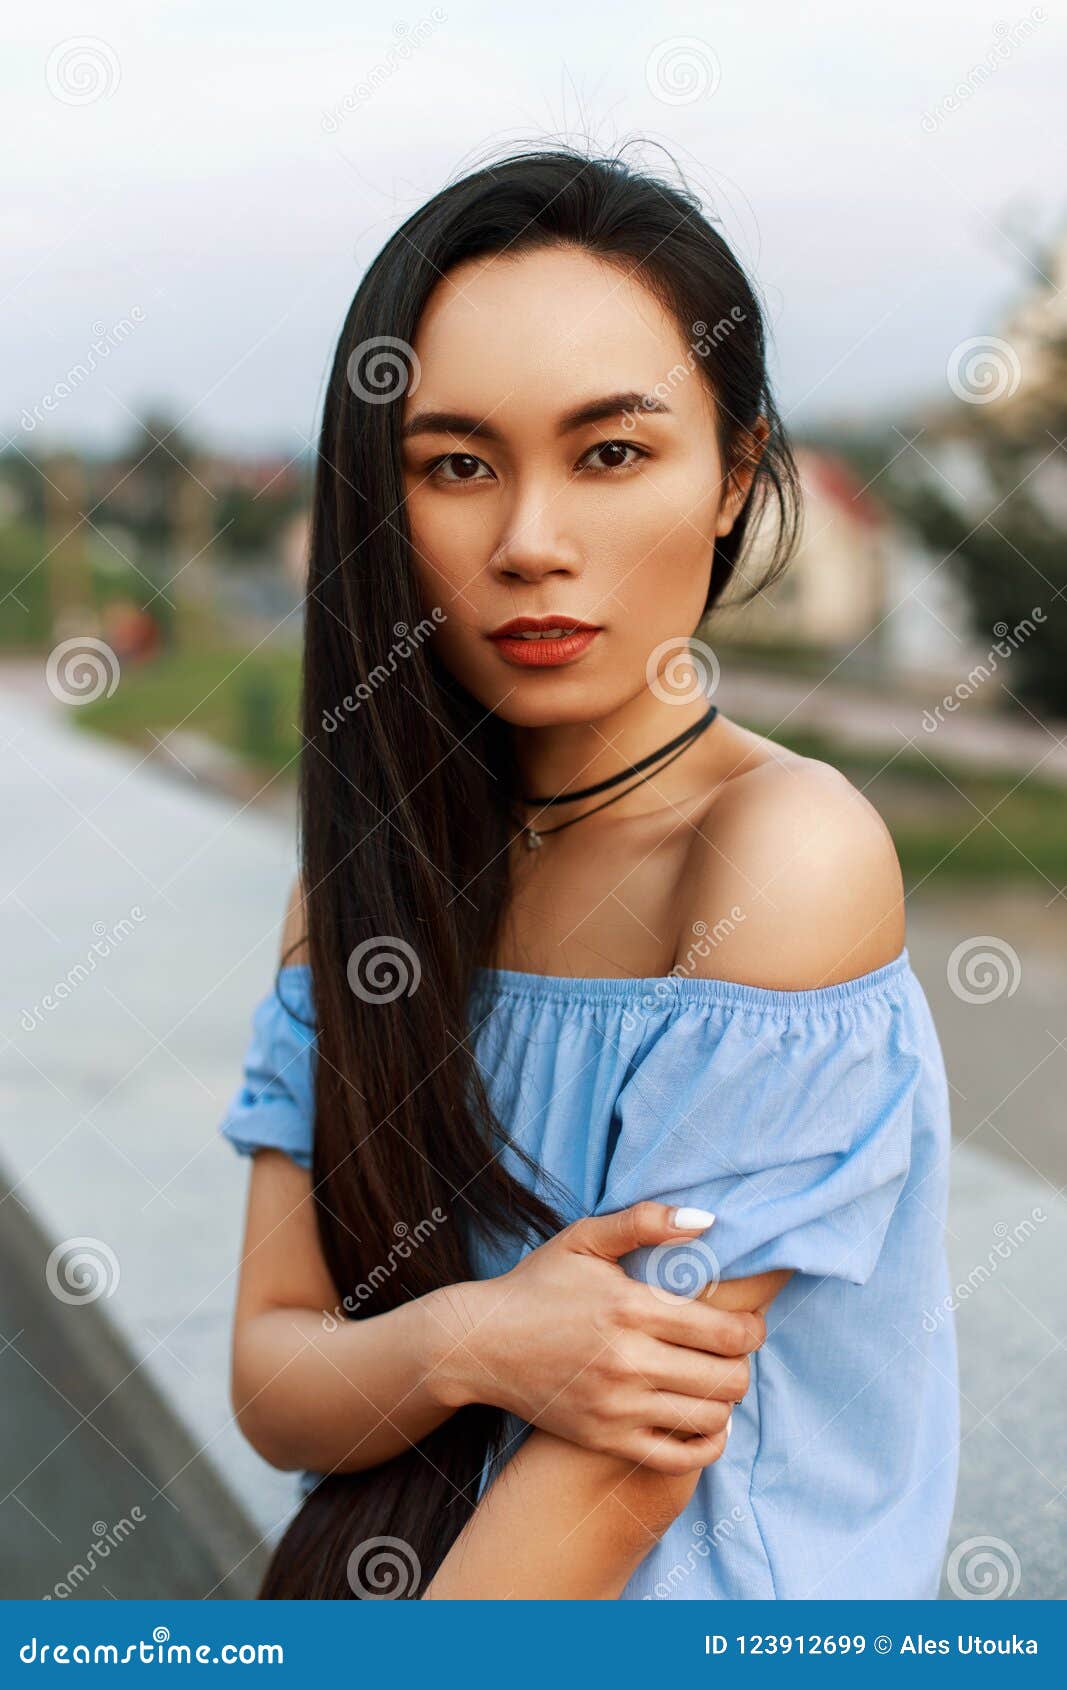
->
xmin=4 ymin=0 xmax=1065 ymax=453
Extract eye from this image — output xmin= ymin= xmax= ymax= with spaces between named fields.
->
xmin=578 ymin=439 xmax=649 ymax=474
xmin=427 ymin=452 xmax=495 ymax=484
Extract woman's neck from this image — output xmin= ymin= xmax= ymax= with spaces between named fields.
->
xmin=510 ymin=687 xmax=720 ymax=819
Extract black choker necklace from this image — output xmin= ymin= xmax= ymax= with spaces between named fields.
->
xmin=518 ymin=701 xmax=719 ymax=850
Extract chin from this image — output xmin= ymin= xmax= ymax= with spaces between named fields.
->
xmin=443 ymin=645 xmax=626 ymax=727
xmin=482 ymin=681 xmax=628 ymax=729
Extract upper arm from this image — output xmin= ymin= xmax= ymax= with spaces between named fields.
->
xmin=233 ymin=1149 xmax=339 ymax=1328
xmin=281 ymin=872 xmax=310 ymax=967
xmin=233 ymin=873 xmax=333 ymax=1330
xmin=700 ymin=1266 xmax=792 ymax=1315
xmin=674 ymin=757 xmax=905 ymax=989
xmin=601 ymin=753 xmax=913 ymax=1291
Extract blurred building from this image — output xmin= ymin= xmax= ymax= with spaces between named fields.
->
xmin=715 ymin=445 xmax=981 ymax=695
xmin=717 ymin=446 xmax=886 ymax=647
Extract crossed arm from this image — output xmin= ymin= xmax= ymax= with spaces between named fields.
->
xmin=231 ymin=1148 xmax=788 ymax=1600
xmin=422 ymin=1265 xmax=789 ymax=1600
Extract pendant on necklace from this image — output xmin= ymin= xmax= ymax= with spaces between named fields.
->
xmin=526 ymin=828 xmax=542 ymax=850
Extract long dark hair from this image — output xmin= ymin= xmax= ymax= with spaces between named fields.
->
xmin=257 ymin=143 xmax=800 ymax=1598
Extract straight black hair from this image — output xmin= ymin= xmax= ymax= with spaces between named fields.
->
xmin=257 ymin=143 xmax=800 ymax=1598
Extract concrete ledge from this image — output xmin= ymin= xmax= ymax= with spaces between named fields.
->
xmin=0 ymin=1173 xmax=267 ymax=1597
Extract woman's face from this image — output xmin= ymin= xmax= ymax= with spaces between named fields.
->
xmin=400 ymin=244 xmax=749 ymax=726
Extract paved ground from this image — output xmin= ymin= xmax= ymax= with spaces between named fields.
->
xmin=0 ymin=667 xmax=1063 ymax=1599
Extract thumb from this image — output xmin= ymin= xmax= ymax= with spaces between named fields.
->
xmin=568 ymin=1200 xmax=716 ymax=1263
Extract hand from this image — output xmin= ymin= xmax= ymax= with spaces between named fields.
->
xmin=425 ymin=1201 xmax=765 ymax=1476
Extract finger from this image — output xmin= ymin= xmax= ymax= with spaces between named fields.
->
xmin=639 ymin=1338 xmax=751 ymax=1402
xmin=631 ymin=1287 xmax=765 ymax=1356
xmin=639 ymin=1392 xmax=731 ymax=1438
xmin=628 ymin=1424 xmax=730 ymax=1476
xmin=568 ymin=1201 xmax=715 ymax=1263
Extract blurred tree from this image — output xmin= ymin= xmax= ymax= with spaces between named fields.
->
xmin=237 ymin=670 xmax=282 ymax=765
xmin=890 ymin=432 xmax=1067 ymax=713
xmin=832 ymin=239 xmax=1067 ymax=716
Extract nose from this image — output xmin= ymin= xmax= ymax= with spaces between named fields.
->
xmin=491 ymin=484 xmax=581 ymax=583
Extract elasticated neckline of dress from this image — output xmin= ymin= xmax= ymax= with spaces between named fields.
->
xmin=278 ymin=944 xmax=912 ymax=1013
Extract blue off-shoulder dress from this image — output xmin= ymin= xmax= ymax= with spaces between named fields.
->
xmin=218 ymin=946 xmax=960 ymax=1600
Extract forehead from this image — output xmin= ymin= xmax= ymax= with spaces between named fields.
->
xmin=404 ymin=244 xmax=714 ymax=428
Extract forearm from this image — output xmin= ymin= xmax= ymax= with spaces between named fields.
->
xmin=232 ymin=1286 xmax=473 ymax=1473
xmin=423 ymin=1269 xmax=788 ymax=1600
xmin=425 ymin=1432 xmax=700 ymax=1600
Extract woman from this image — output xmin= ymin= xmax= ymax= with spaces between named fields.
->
xmin=218 ymin=146 xmax=959 ymax=1600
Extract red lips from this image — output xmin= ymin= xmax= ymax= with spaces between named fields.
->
xmin=487 ymin=616 xmax=602 ymax=669
xmin=488 ymin=615 xmax=600 ymax=637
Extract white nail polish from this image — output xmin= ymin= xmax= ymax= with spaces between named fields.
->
xmin=672 ymin=1206 xmax=716 ymax=1230
xmin=726 ymin=1412 xmax=733 ymax=1436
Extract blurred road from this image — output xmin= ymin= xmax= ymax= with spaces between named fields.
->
xmin=716 ymin=665 xmax=1067 ymax=785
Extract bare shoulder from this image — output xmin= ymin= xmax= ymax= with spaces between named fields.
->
xmin=673 ymin=751 xmax=905 ymax=989
xmin=280 ymin=873 xmax=310 ymax=967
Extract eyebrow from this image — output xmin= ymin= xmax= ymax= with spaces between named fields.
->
xmin=400 ymin=390 xmax=672 ymax=443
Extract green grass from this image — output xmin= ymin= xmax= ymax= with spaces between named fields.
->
xmin=75 ymin=644 xmax=302 ymax=774
xmin=0 ymin=523 xmax=180 ymax=651
xmin=0 ymin=524 xmax=55 ymax=648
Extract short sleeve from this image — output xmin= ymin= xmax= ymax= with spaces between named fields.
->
xmin=217 ymin=967 xmax=316 ymax=1172
xmin=597 ymin=979 xmax=922 ymax=1289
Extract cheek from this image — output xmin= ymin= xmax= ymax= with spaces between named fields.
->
xmin=406 ymin=494 xmax=489 ymax=607
xmin=594 ymin=471 xmax=717 ymax=621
